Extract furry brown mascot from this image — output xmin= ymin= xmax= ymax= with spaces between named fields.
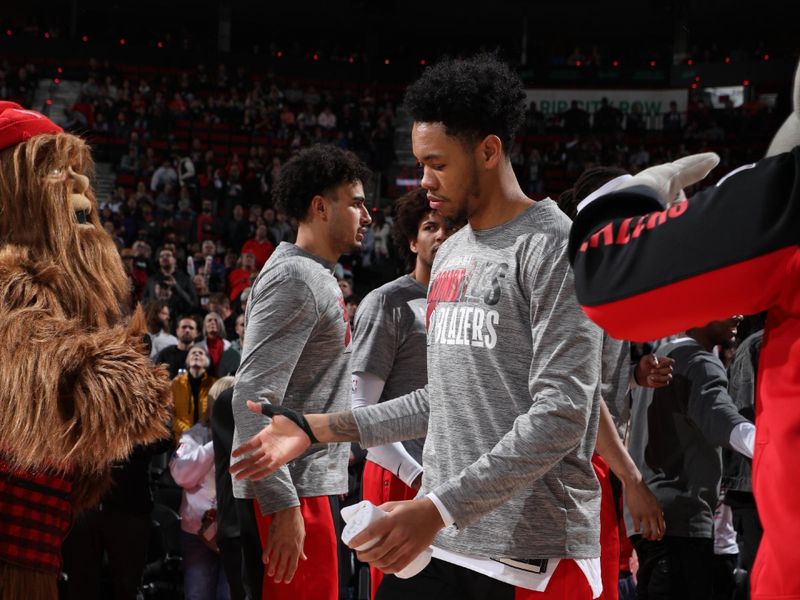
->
xmin=0 ymin=102 xmax=172 ymax=599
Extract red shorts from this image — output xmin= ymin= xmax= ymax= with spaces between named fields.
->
xmin=362 ymin=460 xmax=418 ymax=599
xmin=514 ymin=558 xmax=594 ymax=599
xmin=593 ymin=454 xmax=619 ymax=600
xmin=254 ymin=496 xmax=338 ymax=600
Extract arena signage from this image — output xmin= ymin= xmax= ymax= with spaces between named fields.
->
xmin=525 ymin=89 xmax=688 ymax=116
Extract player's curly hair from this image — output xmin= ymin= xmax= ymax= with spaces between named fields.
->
xmin=391 ymin=188 xmax=431 ymax=270
xmin=273 ymin=145 xmax=371 ymax=221
xmin=403 ymin=51 xmax=527 ymax=150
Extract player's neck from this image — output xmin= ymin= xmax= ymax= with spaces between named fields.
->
xmin=468 ymin=164 xmax=534 ymax=230
xmin=295 ymin=226 xmax=339 ymax=265
xmin=410 ymin=259 xmax=432 ymax=287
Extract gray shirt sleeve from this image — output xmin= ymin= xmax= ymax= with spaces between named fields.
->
xmin=684 ymin=351 xmax=748 ymax=449
xmin=431 ymin=243 xmax=602 ymax=529
xmin=601 ymin=334 xmax=631 ymax=438
xmin=232 ymin=274 xmax=318 ymax=514
xmin=352 ymin=385 xmax=431 ymax=446
xmin=350 ymin=291 xmax=396 ymax=379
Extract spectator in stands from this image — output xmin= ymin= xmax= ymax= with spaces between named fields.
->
xmin=197 ymin=312 xmax=240 ymax=377
xmin=337 ymin=275 xmax=354 ymax=298
xmin=171 ymin=346 xmax=217 ymax=442
xmin=593 ymin=97 xmax=623 ymax=133
xmin=199 ymin=240 xmax=227 ymax=293
xmin=178 ymin=155 xmax=197 ymax=190
xmin=155 ymin=316 xmax=200 ymax=379
xmin=562 ymin=100 xmax=591 ymax=134
xmin=132 ymin=239 xmax=152 ymax=271
xmin=626 ymin=102 xmax=646 ymax=133
xmin=344 ymin=294 xmax=360 ymax=331
xmin=370 ymin=210 xmax=392 ymax=268
xmin=318 ymin=105 xmax=337 ymax=129
xmin=208 ymin=292 xmax=238 ymax=340
xmin=145 ymin=300 xmax=178 ymax=359
xmin=275 ymin=209 xmax=297 ymax=243
xmin=223 ymin=204 xmax=250 ymax=252
xmin=227 ymin=251 xmax=257 ymax=302
xmin=132 ymin=180 xmax=154 ymax=205
xmin=151 ymin=159 xmax=178 ymax=192
xmin=230 ymin=314 xmax=245 ymax=354
xmin=170 ymin=375 xmax=231 ymax=600
xmin=196 ymin=198 xmax=216 ymax=242
xmin=663 ymin=101 xmax=683 ymax=133
xmin=121 ymin=248 xmax=147 ymax=304
xmin=119 ymin=147 xmax=139 ymax=174
xmin=144 ymin=247 xmax=198 ymax=315
xmin=524 ymin=101 xmax=546 ymax=135
xmin=174 ymin=192 xmax=197 ymax=245
xmin=155 ymin=182 xmax=176 ymax=219
xmin=100 ymin=186 xmax=126 ymax=214
xmin=241 ymin=224 xmax=275 ymax=270
xmin=135 ymin=199 xmax=162 ymax=248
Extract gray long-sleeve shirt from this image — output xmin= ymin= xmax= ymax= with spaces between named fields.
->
xmin=353 ymin=200 xmax=604 ymax=560
xmin=232 ymin=242 xmax=350 ymax=514
xmin=625 ymin=338 xmax=748 ymax=538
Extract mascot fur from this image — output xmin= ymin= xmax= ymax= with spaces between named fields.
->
xmin=0 ymin=102 xmax=171 ymax=599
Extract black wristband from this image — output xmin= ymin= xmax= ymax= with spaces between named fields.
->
xmin=258 ymin=402 xmax=320 ymax=444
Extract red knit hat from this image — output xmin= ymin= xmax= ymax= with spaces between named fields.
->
xmin=0 ymin=101 xmax=63 ymax=151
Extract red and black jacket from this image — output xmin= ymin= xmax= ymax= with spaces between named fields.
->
xmin=568 ymin=148 xmax=800 ymax=342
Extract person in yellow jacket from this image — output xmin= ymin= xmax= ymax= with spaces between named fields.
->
xmin=172 ymin=346 xmax=218 ymax=443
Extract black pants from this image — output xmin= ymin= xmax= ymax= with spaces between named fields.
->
xmin=376 ymin=557 xmax=518 ymax=600
xmin=727 ymin=491 xmax=762 ymax=572
xmin=632 ymin=535 xmax=714 ymax=600
xmin=218 ymin=536 xmax=248 ymax=600
xmin=236 ymin=498 xmax=263 ymax=600
xmin=60 ymin=509 xmax=151 ymax=600
xmin=712 ymin=553 xmax=738 ymax=600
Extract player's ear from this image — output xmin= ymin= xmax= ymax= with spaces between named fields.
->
xmin=310 ymin=194 xmax=328 ymax=221
xmin=478 ymin=134 xmax=503 ymax=170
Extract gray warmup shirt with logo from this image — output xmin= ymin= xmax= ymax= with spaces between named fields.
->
xmin=350 ymin=274 xmax=428 ymax=463
xmin=353 ymin=200 xmax=604 ymax=559
xmin=232 ymin=242 xmax=350 ymax=514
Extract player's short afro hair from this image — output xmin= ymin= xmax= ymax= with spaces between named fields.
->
xmin=392 ymin=188 xmax=431 ymax=269
xmin=273 ymin=145 xmax=371 ymax=221
xmin=403 ymin=52 xmax=527 ymax=150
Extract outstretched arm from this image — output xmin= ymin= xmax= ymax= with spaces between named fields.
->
xmin=230 ymin=384 xmax=430 ymax=482
xmin=569 ymin=151 xmax=800 ymax=341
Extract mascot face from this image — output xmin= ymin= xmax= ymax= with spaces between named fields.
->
xmin=55 ymin=165 xmax=93 ymax=228
xmin=0 ymin=133 xmax=129 ymax=327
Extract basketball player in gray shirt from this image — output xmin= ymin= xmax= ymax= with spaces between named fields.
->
xmin=232 ymin=55 xmax=603 ymax=599
xmin=350 ymin=188 xmax=460 ymax=598
xmin=231 ymin=145 xmax=371 ymax=598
